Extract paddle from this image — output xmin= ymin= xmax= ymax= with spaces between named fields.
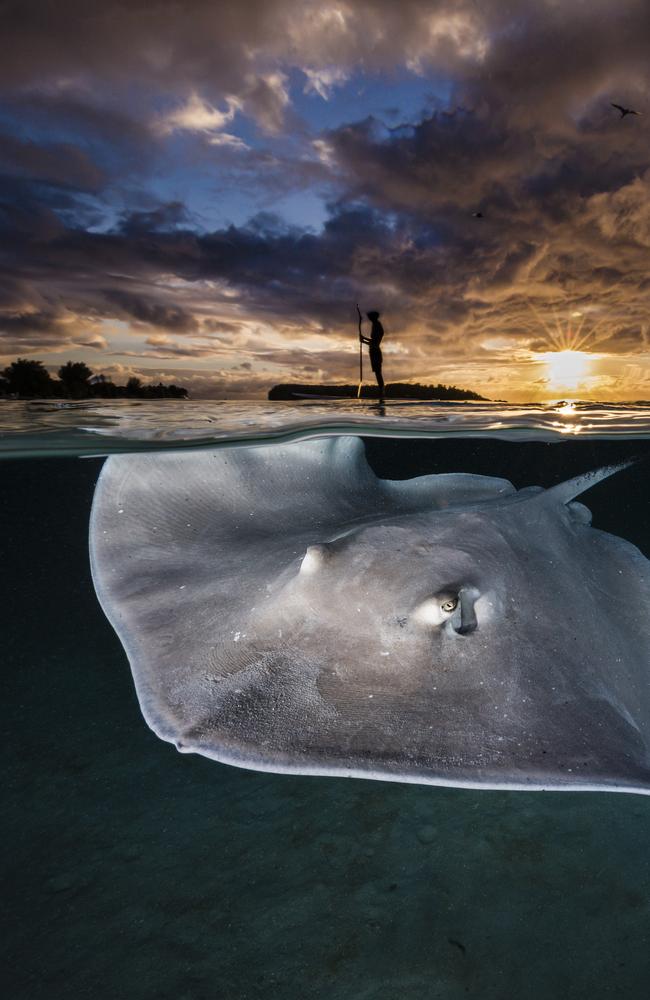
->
xmin=356 ymin=303 xmax=363 ymax=398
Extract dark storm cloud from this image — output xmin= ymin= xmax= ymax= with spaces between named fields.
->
xmin=103 ymin=289 xmax=198 ymax=333
xmin=3 ymin=1 xmax=649 ymax=118
xmin=0 ymin=90 xmax=152 ymax=160
xmin=0 ymin=2 xmax=489 ymax=102
xmin=0 ymin=197 xmax=400 ymax=337
xmin=0 ymin=134 xmax=105 ymax=191
xmin=0 ymin=307 xmax=108 ymax=355
xmin=324 ymin=106 xmax=650 ymax=220
xmin=465 ymin=0 xmax=650 ymax=122
xmin=117 ymin=203 xmax=192 ymax=235
xmin=0 ymin=310 xmax=64 ymax=345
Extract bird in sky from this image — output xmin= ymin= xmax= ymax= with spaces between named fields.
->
xmin=611 ymin=102 xmax=642 ymax=118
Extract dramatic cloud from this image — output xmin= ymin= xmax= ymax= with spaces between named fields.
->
xmin=2 ymin=0 xmax=650 ymax=398
xmin=0 ymin=2 xmax=492 ymax=97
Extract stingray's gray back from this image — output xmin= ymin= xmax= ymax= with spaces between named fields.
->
xmin=90 ymin=436 xmax=650 ymax=794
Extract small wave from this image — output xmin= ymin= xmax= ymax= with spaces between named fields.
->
xmin=1 ymin=398 xmax=650 ymax=459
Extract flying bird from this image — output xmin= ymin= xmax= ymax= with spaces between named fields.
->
xmin=611 ymin=103 xmax=642 ymax=118
xmin=472 ymin=211 xmax=483 ymax=219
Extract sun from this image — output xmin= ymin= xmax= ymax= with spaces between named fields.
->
xmin=539 ymin=349 xmax=591 ymax=391
xmin=523 ymin=302 xmax=607 ymax=396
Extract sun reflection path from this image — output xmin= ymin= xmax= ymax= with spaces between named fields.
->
xmin=550 ymin=399 xmax=583 ymax=433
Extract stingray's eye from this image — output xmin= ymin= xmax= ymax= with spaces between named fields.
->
xmin=412 ymin=591 xmax=460 ymax=627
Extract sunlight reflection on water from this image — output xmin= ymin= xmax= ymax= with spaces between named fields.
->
xmin=1 ymin=398 xmax=650 ymax=458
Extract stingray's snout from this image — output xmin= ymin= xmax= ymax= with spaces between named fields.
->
xmin=453 ymin=588 xmax=478 ymax=635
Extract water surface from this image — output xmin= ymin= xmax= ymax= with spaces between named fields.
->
xmin=2 ymin=398 xmax=650 ymax=458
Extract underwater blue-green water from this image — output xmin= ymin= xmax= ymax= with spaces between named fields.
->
xmin=2 ymin=400 xmax=650 ymax=999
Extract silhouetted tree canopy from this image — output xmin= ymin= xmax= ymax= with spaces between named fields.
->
xmin=58 ymin=360 xmax=93 ymax=398
xmin=0 ymin=357 xmax=188 ymax=399
xmin=2 ymin=358 xmax=56 ymax=397
xmin=126 ymin=376 xmax=142 ymax=397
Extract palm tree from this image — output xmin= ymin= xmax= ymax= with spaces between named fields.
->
xmin=58 ymin=361 xmax=93 ymax=398
xmin=1 ymin=358 xmax=56 ymax=397
xmin=125 ymin=376 xmax=143 ymax=397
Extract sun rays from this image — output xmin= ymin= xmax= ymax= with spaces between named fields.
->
xmin=524 ymin=302 xmax=612 ymax=394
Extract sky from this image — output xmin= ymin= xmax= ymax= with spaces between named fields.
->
xmin=3 ymin=0 xmax=650 ymax=401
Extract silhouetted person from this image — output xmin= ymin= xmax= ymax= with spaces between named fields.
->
xmin=360 ymin=310 xmax=385 ymax=403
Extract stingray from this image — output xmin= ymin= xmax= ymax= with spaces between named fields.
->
xmin=89 ymin=436 xmax=650 ymax=794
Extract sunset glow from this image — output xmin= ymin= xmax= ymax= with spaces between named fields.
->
xmin=539 ymin=350 xmax=592 ymax=392
xmin=2 ymin=2 xmax=650 ymax=400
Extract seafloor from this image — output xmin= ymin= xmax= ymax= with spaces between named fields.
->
xmin=3 ymin=438 xmax=650 ymax=999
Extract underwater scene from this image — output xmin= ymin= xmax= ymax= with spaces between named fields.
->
xmin=3 ymin=400 xmax=650 ymax=1000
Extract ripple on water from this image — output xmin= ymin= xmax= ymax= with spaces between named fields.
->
xmin=1 ymin=398 xmax=650 ymax=458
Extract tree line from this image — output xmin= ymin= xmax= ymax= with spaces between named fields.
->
xmin=0 ymin=358 xmax=188 ymax=399
xmin=269 ymin=381 xmax=489 ymax=401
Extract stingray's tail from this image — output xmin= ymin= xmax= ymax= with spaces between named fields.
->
xmin=543 ymin=460 xmax=635 ymax=505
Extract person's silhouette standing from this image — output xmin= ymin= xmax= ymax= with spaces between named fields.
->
xmin=360 ymin=310 xmax=385 ymax=403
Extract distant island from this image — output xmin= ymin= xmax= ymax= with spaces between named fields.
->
xmin=0 ymin=358 xmax=188 ymax=400
xmin=269 ymin=382 xmax=489 ymax=401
